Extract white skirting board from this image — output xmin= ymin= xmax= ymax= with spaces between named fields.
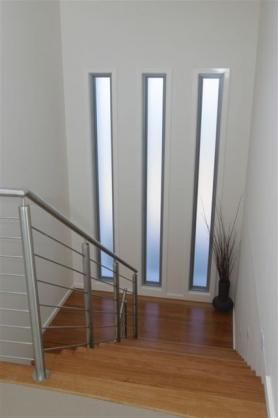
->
xmin=232 ymin=307 xmax=236 ymax=350
xmin=42 ymin=287 xmax=73 ymax=333
xmin=233 ymin=309 xmax=276 ymax=418
xmin=265 ymin=376 xmax=276 ymax=418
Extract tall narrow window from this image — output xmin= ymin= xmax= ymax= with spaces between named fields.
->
xmin=91 ymin=75 xmax=114 ymax=279
xmin=143 ymin=75 xmax=166 ymax=285
xmin=190 ymin=73 xmax=224 ymax=290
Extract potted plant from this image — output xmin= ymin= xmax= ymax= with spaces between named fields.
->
xmin=210 ymin=208 xmax=239 ymax=312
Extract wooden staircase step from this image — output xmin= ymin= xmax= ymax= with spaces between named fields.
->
xmin=122 ymin=338 xmax=244 ymax=361
xmin=98 ymin=341 xmax=247 ymax=362
xmin=89 ymin=348 xmax=256 ymax=377
xmin=44 ymin=350 xmax=264 ymax=403
xmin=0 ymin=361 xmax=266 ymax=418
xmin=32 ymin=293 xmax=266 ymax=417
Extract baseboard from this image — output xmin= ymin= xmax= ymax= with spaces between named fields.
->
xmin=232 ymin=308 xmax=236 ymax=350
xmin=42 ymin=286 xmax=73 ymax=332
xmin=265 ymin=375 xmax=276 ymax=418
xmin=75 ymin=277 xmax=216 ymax=304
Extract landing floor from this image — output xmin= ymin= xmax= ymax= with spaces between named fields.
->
xmin=43 ymin=291 xmax=233 ymax=350
xmin=0 ymin=292 xmax=267 ymax=418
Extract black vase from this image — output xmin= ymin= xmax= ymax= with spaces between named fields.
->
xmin=213 ymin=279 xmax=234 ymax=312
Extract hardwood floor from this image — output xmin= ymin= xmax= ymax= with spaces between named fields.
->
xmin=43 ymin=290 xmax=233 ymax=350
xmin=137 ymin=294 xmax=233 ymax=348
xmin=0 ymin=291 xmax=267 ymax=418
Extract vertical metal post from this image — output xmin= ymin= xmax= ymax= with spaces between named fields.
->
xmin=113 ymin=261 xmax=121 ymax=342
xmin=19 ymin=205 xmax=47 ymax=382
xmin=82 ymin=242 xmax=94 ymax=348
xmin=124 ymin=299 xmax=128 ymax=338
xmin=132 ymin=272 xmax=138 ymax=339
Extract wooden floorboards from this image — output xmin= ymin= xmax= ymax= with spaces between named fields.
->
xmin=0 ymin=291 xmax=267 ymax=418
xmin=42 ymin=290 xmax=234 ymax=350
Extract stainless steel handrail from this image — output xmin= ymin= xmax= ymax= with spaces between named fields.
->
xmin=0 ymin=188 xmax=137 ymax=273
xmin=0 ymin=187 xmax=139 ymax=382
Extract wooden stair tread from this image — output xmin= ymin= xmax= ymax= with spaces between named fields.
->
xmin=43 ymin=350 xmax=264 ymax=403
xmin=125 ymin=338 xmax=243 ymax=358
xmin=97 ymin=342 xmax=248 ymax=366
xmin=0 ymin=361 xmax=267 ymax=418
xmin=62 ymin=346 xmax=255 ymax=379
xmin=0 ymin=293 xmax=267 ymax=418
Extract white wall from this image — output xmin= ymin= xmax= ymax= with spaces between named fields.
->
xmin=60 ymin=0 xmax=259 ymax=301
xmin=0 ymin=0 xmax=72 ymax=359
xmin=234 ymin=2 xmax=278 ymax=417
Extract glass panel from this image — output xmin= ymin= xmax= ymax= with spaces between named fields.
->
xmin=192 ymin=77 xmax=221 ymax=288
xmin=145 ymin=77 xmax=165 ymax=284
xmin=94 ymin=76 xmax=114 ymax=278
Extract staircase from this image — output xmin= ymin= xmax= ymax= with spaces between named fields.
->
xmin=0 ymin=335 xmax=267 ymax=418
xmin=0 ymin=188 xmax=138 ymax=379
xmin=0 ymin=188 xmax=267 ymax=417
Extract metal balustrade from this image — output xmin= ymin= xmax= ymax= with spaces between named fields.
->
xmin=0 ymin=188 xmax=138 ymax=381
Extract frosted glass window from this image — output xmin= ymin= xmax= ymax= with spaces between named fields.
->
xmin=143 ymin=75 xmax=165 ymax=285
xmin=190 ymin=75 xmax=223 ymax=290
xmin=92 ymin=76 xmax=114 ymax=278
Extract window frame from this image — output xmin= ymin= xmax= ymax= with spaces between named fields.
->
xmin=90 ymin=73 xmax=115 ymax=280
xmin=189 ymin=72 xmax=224 ymax=292
xmin=142 ymin=73 xmax=166 ymax=287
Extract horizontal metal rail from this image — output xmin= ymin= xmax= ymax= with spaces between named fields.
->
xmin=90 ymin=276 xmax=115 ymax=288
xmin=0 ymin=188 xmax=137 ymax=273
xmin=0 ymin=324 xmax=31 ymax=329
xmin=40 ymin=303 xmax=88 ymax=312
xmin=44 ymin=343 xmax=87 ymax=352
xmin=35 ymin=253 xmax=85 ymax=276
xmin=90 ymin=257 xmax=115 ymax=274
xmin=37 ymin=279 xmax=87 ymax=294
xmin=119 ymin=274 xmax=133 ymax=283
xmin=0 ymin=307 xmax=29 ymax=313
xmin=94 ymin=325 xmax=116 ymax=329
xmin=43 ymin=325 xmax=88 ymax=330
xmin=32 ymin=226 xmax=82 ymax=256
xmin=93 ymin=310 xmax=115 ymax=314
xmin=0 ymin=273 xmax=24 ymax=278
xmin=0 ymin=339 xmax=32 ymax=345
xmin=0 ymin=217 xmax=19 ymax=221
xmin=92 ymin=294 xmax=114 ymax=299
xmin=0 ymin=290 xmax=27 ymax=295
xmin=0 ymin=236 xmax=21 ymax=240
xmin=0 ymin=354 xmax=33 ymax=361
xmin=89 ymin=276 xmax=132 ymax=294
xmin=0 ymin=254 xmax=23 ymax=259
